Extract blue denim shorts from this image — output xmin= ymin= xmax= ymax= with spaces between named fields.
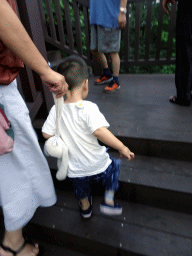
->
xmin=70 ymin=154 xmax=121 ymax=200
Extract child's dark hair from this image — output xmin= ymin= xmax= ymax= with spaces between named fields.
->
xmin=57 ymin=55 xmax=89 ymax=90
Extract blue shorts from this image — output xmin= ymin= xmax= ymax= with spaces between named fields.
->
xmin=70 ymin=154 xmax=121 ymax=200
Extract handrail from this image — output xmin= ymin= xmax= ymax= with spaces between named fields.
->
xmin=39 ymin=0 xmax=177 ymax=69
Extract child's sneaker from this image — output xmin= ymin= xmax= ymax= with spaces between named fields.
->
xmin=104 ymin=80 xmax=120 ymax=93
xmin=100 ymin=201 xmax=122 ymax=215
xmin=79 ymin=196 xmax=92 ymax=218
xmin=95 ymin=74 xmax=113 ymax=85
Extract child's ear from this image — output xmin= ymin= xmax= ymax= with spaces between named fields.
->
xmin=83 ymin=79 xmax=88 ymax=90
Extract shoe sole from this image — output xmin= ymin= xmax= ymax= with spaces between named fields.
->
xmin=104 ymin=86 xmax=121 ymax=94
xmin=95 ymin=77 xmax=113 ymax=85
xmin=81 ymin=210 xmax=92 ymax=218
xmin=100 ymin=205 xmax=122 ymax=215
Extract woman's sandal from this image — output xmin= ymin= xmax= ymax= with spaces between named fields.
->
xmin=0 ymin=237 xmax=43 ymax=256
xmin=169 ymin=96 xmax=191 ymax=106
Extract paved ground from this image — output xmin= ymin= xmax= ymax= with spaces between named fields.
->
xmin=87 ymin=74 xmax=192 ymax=143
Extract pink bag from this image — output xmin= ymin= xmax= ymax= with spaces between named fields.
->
xmin=0 ymin=104 xmax=14 ymax=155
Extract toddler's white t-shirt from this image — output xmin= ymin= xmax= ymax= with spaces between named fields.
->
xmin=42 ymin=100 xmax=112 ymax=178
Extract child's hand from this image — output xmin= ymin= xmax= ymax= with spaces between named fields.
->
xmin=119 ymin=146 xmax=135 ymax=161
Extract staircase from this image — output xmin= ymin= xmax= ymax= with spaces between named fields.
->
xmin=1 ymin=74 xmax=192 ymax=256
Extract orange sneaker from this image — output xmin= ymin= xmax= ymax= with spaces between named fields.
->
xmin=104 ymin=80 xmax=120 ymax=93
xmin=95 ymin=74 xmax=113 ymax=85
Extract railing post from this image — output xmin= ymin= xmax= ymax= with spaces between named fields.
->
xmin=16 ymin=0 xmax=54 ymax=114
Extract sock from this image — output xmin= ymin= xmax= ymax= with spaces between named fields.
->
xmin=113 ymin=76 xmax=119 ymax=85
xmin=104 ymin=190 xmax=115 ymax=205
xmin=103 ymin=68 xmax=112 ymax=77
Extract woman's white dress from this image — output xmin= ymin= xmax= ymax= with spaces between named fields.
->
xmin=0 ymin=79 xmax=56 ymax=232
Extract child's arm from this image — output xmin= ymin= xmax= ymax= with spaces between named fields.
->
xmin=93 ymin=127 xmax=134 ymax=160
xmin=42 ymin=132 xmax=53 ymax=140
xmin=42 ymin=105 xmax=56 ymax=139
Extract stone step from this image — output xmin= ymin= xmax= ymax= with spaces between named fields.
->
xmin=25 ymin=190 xmax=192 ymax=256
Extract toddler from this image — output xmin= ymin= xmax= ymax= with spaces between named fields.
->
xmin=42 ymin=55 xmax=134 ymax=218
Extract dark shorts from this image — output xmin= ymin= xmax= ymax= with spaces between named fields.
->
xmin=70 ymin=154 xmax=121 ymax=200
xmin=90 ymin=25 xmax=121 ymax=53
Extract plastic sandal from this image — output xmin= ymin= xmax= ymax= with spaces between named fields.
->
xmin=0 ymin=237 xmax=43 ymax=256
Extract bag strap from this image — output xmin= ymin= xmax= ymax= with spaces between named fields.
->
xmin=0 ymin=104 xmax=10 ymax=128
xmin=52 ymin=94 xmax=64 ymax=137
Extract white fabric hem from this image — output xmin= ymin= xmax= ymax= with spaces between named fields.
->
xmin=67 ymin=158 xmax=112 ymax=178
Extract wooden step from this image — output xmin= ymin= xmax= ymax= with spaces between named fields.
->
xmin=34 ymin=121 xmax=192 ymax=162
xmin=34 ymin=241 xmax=90 ymax=256
xmin=24 ymin=190 xmax=192 ymax=256
xmin=1 ymin=192 xmax=192 ymax=256
xmin=0 ymin=213 xmax=88 ymax=256
xmin=42 ymin=147 xmax=192 ymax=214
xmin=33 ymin=74 xmax=192 ymax=161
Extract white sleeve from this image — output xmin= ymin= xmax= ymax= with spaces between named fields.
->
xmin=87 ymin=103 xmax=110 ymax=133
xmin=42 ymin=105 xmax=56 ymax=136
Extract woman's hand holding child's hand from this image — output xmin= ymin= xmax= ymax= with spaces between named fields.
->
xmin=119 ymin=146 xmax=135 ymax=161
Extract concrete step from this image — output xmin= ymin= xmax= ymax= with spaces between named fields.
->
xmin=25 ymin=190 xmax=192 ymax=256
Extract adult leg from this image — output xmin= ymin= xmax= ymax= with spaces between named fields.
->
xmin=0 ymin=229 xmax=39 ymax=256
xmin=0 ymin=80 xmax=56 ymax=255
xmin=90 ymin=25 xmax=113 ymax=85
xmin=103 ymin=28 xmax=121 ymax=93
xmin=104 ymin=52 xmax=121 ymax=93
xmin=92 ymin=50 xmax=113 ymax=85
xmin=91 ymin=50 xmax=108 ymax=69
xmin=110 ymin=52 xmax=120 ymax=77
xmin=171 ymin=1 xmax=192 ymax=106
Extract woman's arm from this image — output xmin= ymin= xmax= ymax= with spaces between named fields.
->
xmin=0 ymin=0 xmax=68 ymax=97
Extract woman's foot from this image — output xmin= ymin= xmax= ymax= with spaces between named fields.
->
xmin=169 ymin=96 xmax=191 ymax=106
xmin=0 ymin=239 xmax=39 ymax=256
